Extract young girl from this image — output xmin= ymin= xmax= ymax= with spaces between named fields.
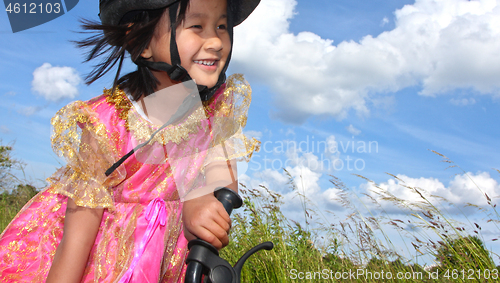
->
xmin=0 ymin=0 xmax=260 ymax=281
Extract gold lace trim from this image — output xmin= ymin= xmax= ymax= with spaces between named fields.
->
xmin=104 ymin=88 xmax=209 ymax=145
xmin=127 ymin=106 xmax=208 ymax=145
xmin=104 ymin=74 xmax=252 ymax=146
xmin=104 ymin=88 xmax=132 ymax=130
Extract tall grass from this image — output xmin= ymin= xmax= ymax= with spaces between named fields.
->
xmin=0 ymin=184 xmax=38 ymax=230
xmin=0 ymin=143 xmax=39 ymax=231
xmin=220 ymin=152 xmax=500 ymax=282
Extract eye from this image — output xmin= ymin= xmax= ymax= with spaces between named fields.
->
xmin=190 ymin=25 xmax=202 ymax=29
xmin=217 ymin=24 xmax=227 ymax=30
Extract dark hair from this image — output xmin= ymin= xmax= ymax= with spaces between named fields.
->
xmin=74 ymin=0 xmax=190 ymax=101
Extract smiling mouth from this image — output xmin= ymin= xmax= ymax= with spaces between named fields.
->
xmin=194 ymin=60 xmax=217 ymax=66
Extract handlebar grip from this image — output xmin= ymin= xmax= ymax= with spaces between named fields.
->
xmin=185 ymin=187 xmax=242 ymax=283
xmin=214 ymin=187 xmax=242 ymax=216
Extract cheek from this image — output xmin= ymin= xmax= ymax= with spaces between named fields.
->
xmin=178 ymin=40 xmax=200 ymax=60
xmin=150 ymin=37 xmax=171 ymax=62
xmin=223 ymin=37 xmax=232 ymax=59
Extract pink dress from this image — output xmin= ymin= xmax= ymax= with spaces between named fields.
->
xmin=0 ymin=74 xmax=259 ymax=282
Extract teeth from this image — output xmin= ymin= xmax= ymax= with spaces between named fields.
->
xmin=195 ymin=60 xmax=215 ymax=66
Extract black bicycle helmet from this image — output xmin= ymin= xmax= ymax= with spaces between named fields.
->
xmin=100 ymin=0 xmax=259 ymax=27
xmin=99 ymin=0 xmax=260 ymax=101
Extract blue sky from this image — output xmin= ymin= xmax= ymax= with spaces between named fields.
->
xmin=1 ymin=0 xmax=500 ymax=266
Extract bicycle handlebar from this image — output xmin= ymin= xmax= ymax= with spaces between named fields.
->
xmin=184 ymin=187 xmax=273 ymax=283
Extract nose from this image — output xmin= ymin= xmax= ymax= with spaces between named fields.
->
xmin=205 ymin=30 xmax=223 ymax=52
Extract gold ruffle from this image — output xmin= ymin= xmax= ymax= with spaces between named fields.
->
xmin=205 ymin=74 xmax=261 ymax=164
xmin=104 ymin=87 xmax=209 ymax=146
xmin=49 ymin=101 xmax=125 ymax=209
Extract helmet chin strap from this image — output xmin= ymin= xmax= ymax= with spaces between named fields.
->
xmin=135 ymin=59 xmax=191 ymax=82
xmin=133 ymin=0 xmax=233 ymax=101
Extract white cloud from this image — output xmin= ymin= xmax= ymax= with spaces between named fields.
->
xmin=280 ymin=135 xmax=341 ymax=173
xmin=325 ymin=135 xmax=339 ymax=154
xmin=450 ymin=97 xmax=476 ymax=106
xmin=285 ymin=165 xmax=323 ymax=203
xmin=234 ymin=0 xmax=500 ymax=123
xmin=363 ymin=172 xmax=500 ymax=211
xmin=31 ymin=63 xmax=81 ymax=102
xmin=448 ymin=172 xmax=499 ymax=205
xmin=17 ymin=106 xmax=43 ymax=116
xmin=244 ymin=163 xmax=328 ymax=217
xmin=346 ymin=124 xmax=361 ymax=136
xmin=381 ymin=17 xmax=390 ymax=26
xmin=0 ymin=125 xmax=10 ymax=134
xmin=241 ymin=135 xmax=349 ymax=219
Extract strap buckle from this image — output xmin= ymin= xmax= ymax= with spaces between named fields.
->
xmin=168 ymin=64 xmax=189 ymax=81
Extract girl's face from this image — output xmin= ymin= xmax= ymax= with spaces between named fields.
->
xmin=143 ymin=0 xmax=231 ymax=90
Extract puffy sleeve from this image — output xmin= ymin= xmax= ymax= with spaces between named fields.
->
xmin=203 ymin=74 xmax=260 ymax=167
xmin=47 ymin=100 xmax=126 ymax=210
